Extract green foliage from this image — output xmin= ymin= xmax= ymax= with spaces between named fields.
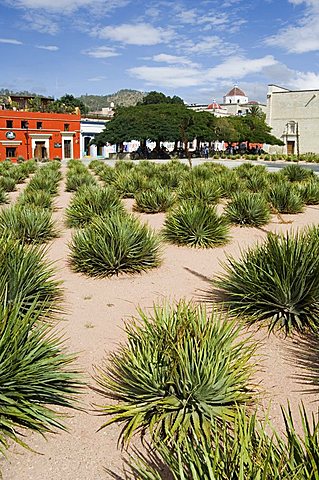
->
xmin=17 ymin=189 xmax=53 ymax=210
xmin=65 ymin=172 xmax=97 ymax=192
xmin=0 ymin=176 xmax=16 ymax=192
xmin=225 ymin=192 xmax=271 ymax=227
xmin=95 ymin=301 xmax=255 ymax=446
xmin=0 ymin=299 xmax=82 ymax=455
xmin=0 ymin=236 xmax=62 ymax=317
xmin=141 ymin=91 xmax=184 ymax=105
xmin=66 ymin=185 xmax=124 ymax=228
xmin=177 ymin=178 xmax=221 ymax=205
xmin=215 ymin=170 xmax=245 ymax=198
xmin=113 ymin=171 xmax=147 ymax=198
xmin=297 ymin=179 xmax=319 ymax=205
xmin=123 ymin=405 xmax=319 ymax=479
xmin=134 ymin=187 xmax=174 ymax=213
xmin=0 ymin=188 xmax=8 ymax=204
xmin=268 ymin=183 xmax=304 ymax=213
xmin=282 ymin=164 xmax=314 ymax=182
xmin=0 ymin=206 xmax=58 ymax=244
xmin=69 ymin=212 xmax=161 ymax=277
xmin=214 ymin=227 xmax=319 ymax=335
xmin=163 ymin=201 xmax=230 ymax=248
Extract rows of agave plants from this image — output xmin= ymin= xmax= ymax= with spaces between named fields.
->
xmin=0 ymin=161 xmax=82 ymax=464
xmin=1 ymin=158 xmax=318 ymax=477
xmin=62 ymin=159 xmax=319 ymax=477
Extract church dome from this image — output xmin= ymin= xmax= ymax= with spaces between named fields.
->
xmin=225 ymin=86 xmax=246 ymax=97
xmin=207 ymin=100 xmax=221 ymax=109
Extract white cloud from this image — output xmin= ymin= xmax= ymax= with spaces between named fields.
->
xmin=96 ymin=23 xmax=174 ymax=46
xmin=207 ymin=55 xmax=278 ymax=81
xmin=22 ymin=12 xmax=59 ymax=34
xmin=0 ymin=38 xmax=23 ymax=45
xmin=152 ymin=53 xmax=197 ymax=66
xmin=265 ymin=0 xmax=319 ymax=53
xmin=292 ymin=71 xmax=319 ymax=89
xmin=81 ymin=46 xmax=120 ymax=58
xmin=181 ymin=35 xmax=238 ymax=56
xmin=128 ymin=65 xmax=203 ymax=87
xmin=88 ymin=76 xmax=107 ymax=82
xmin=36 ymin=45 xmax=59 ymax=50
xmin=5 ymin=0 xmax=129 ymax=13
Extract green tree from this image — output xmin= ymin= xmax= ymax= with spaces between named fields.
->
xmin=141 ymin=91 xmax=184 ymax=105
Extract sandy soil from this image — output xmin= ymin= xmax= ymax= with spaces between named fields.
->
xmin=2 ymin=166 xmax=319 ymax=479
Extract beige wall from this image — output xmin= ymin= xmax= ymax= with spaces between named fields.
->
xmin=266 ymin=85 xmax=319 ymax=154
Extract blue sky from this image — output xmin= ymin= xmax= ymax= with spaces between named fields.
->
xmin=0 ymin=0 xmax=318 ymax=104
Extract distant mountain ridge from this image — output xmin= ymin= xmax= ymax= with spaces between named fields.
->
xmin=78 ymin=89 xmax=146 ymax=111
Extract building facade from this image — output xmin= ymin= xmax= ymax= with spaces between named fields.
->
xmin=80 ymin=117 xmax=109 ymax=158
xmin=0 ymin=110 xmax=81 ymax=161
xmin=266 ymin=84 xmax=319 ymax=155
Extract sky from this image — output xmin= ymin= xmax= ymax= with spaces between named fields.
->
xmin=0 ymin=0 xmax=319 ymax=104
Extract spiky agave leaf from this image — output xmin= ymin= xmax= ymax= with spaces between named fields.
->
xmin=65 ymin=172 xmax=97 ymax=192
xmin=0 ymin=205 xmax=58 ymax=244
xmin=17 ymin=189 xmax=53 ymax=210
xmin=225 ymin=192 xmax=271 ymax=227
xmin=268 ymin=182 xmax=304 ymax=214
xmin=95 ymin=301 xmax=256 ymax=446
xmin=123 ymin=409 xmax=292 ymax=480
xmin=0 ymin=176 xmax=16 ymax=192
xmin=0 ymin=299 xmax=82 ymax=455
xmin=177 ymin=178 xmax=221 ymax=205
xmin=0 ymin=235 xmax=63 ymax=317
xmin=297 ymin=179 xmax=319 ymax=205
xmin=163 ymin=201 xmax=230 ymax=248
xmin=69 ymin=212 xmax=161 ymax=277
xmin=214 ymin=227 xmax=319 ymax=335
xmin=0 ymin=188 xmax=8 ymax=204
xmin=134 ymin=187 xmax=175 ymax=213
xmin=281 ymin=164 xmax=314 ymax=182
xmin=66 ymin=185 xmax=124 ymax=228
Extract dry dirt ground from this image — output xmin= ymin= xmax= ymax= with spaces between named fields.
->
xmin=2 ymin=166 xmax=319 ymax=479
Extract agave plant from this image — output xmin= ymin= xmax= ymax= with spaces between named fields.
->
xmin=225 ymin=192 xmax=271 ymax=227
xmin=69 ymin=212 xmax=161 ymax=277
xmin=0 ymin=188 xmax=8 ymax=204
xmin=65 ymin=172 xmax=97 ymax=192
xmin=214 ymin=227 xmax=319 ymax=335
xmin=0 ymin=205 xmax=58 ymax=244
xmin=0 ymin=176 xmax=16 ymax=192
xmin=27 ymin=171 xmax=60 ymax=195
xmin=297 ymin=179 xmax=319 ymax=205
xmin=95 ymin=301 xmax=255 ymax=446
xmin=177 ymin=178 xmax=221 ymax=205
xmin=282 ymin=164 xmax=314 ymax=182
xmin=17 ymin=189 xmax=53 ymax=210
xmin=0 ymin=235 xmax=62 ymax=317
xmin=268 ymin=183 xmax=304 ymax=214
xmin=163 ymin=201 xmax=230 ymax=248
xmin=134 ymin=187 xmax=175 ymax=213
xmin=0 ymin=299 xmax=82 ymax=455
xmin=215 ymin=171 xmax=245 ymax=198
xmin=113 ymin=171 xmax=147 ymax=198
xmin=66 ymin=185 xmax=124 ymax=228
xmin=123 ymin=405 xmax=319 ymax=480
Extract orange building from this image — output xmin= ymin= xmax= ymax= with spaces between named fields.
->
xmin=0 ymin=111 xmax=81 ymax=161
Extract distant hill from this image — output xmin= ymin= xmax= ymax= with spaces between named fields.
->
xmin=78 ymin=89 xmax=146 ymax=112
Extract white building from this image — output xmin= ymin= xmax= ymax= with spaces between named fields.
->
xmin=80 ymin=118 xmax=109 ymax=158
xmin=266 ymin=84 xmax=319 ymax=155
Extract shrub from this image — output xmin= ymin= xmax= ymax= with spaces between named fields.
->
xmin=65 ymin=172 xmax=97 ymax=192
xmin=268 ymin=183 xmax=304 ymax=213
xmin=0 ymin=236 xmax=62 ymax=317
xmin=163 ymin=201 xmax=230 ymax=248
xmin=18 ymin=189 xmax=53 ymax=210
xmin=281 ymin=164 xmax=314 ymax=182
xmin=225 ymin=192 xmax=271 ymax=227
xmin=69 ymin=212 xmax=161 ymax=277
xmin=177 ymin=179 xmax=221 ymax=204
xmin=214 ymin=227 xmax=319 ymax=335
xmin=134 ymin=187 xmax=175 ymax=213
xmin=215 ymin=171 xmax=245 ymax=198
xmin=0 ymin=188 xmax=8 ymax=204
xmin=0 ymin=205 xmax=58 ymax=244
xmin=66 ymin=185 xmax=124 ymax=228
xmin=95 ymin=301 xmax=255 ymax=446
xmin=0 ymin=176 xmax=16 ymax=192
xmin=113 ymin=171 xmax=147 ymax=198
xmin=0 ymin=299 xmax=81 ymax=455
xmin=297 ymin=179 xmax=319 ymax=205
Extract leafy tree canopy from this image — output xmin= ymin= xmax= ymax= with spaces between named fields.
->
xmin=140 ymin=91 xmax=184 ymax=105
